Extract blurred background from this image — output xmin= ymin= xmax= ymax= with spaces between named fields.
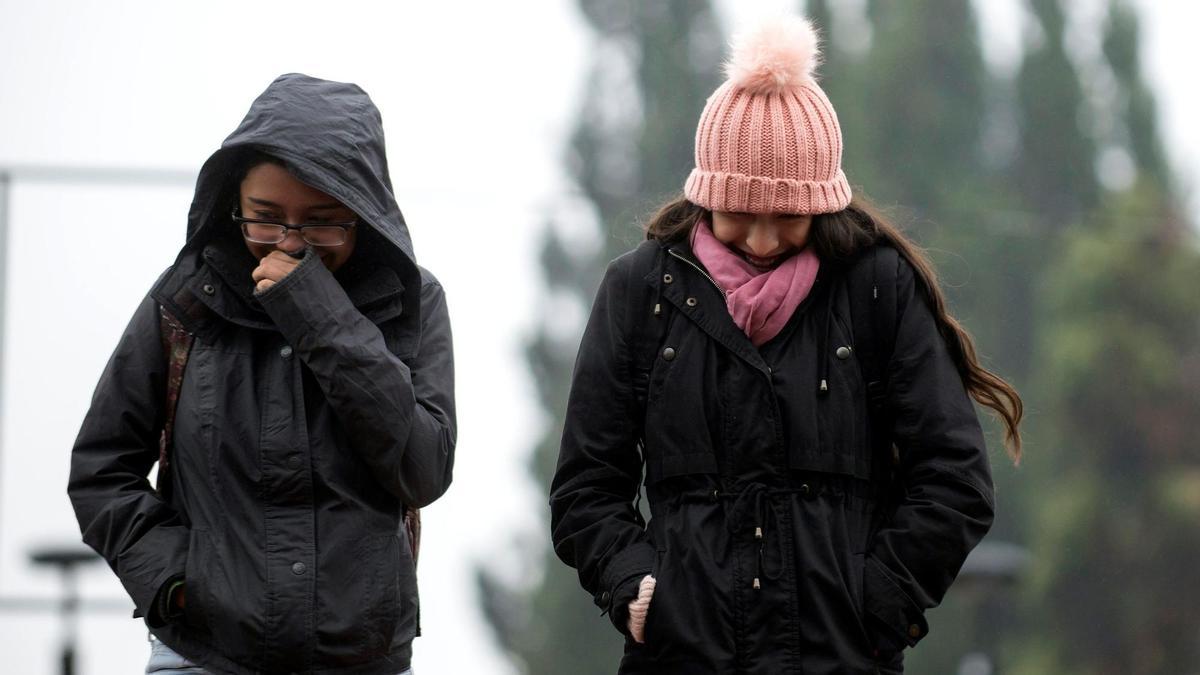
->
xmin=1 ymin=1 xmax=1197 ymax=673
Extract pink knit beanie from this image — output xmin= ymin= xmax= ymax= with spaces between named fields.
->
xmin=684 ymin=16 xmax=851 ymax=215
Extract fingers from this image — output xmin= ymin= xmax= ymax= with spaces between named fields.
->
xmin=627 ymin=575 xmax=657 ymax=644
xmin=252 ymin=250 xmax=303 ymax=290
xmin=265 ymin=249 xmax=303 ymax=264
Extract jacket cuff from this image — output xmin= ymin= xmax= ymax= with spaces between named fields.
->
xmin=863 ymin=555 xmax=928 ymax=648
xmin=114 ymin=526 xmax=188 ymax=626
xmin=148 ymin=576 xmax=185 ymax=627
xmin=606 ymin=573 xmax=644 ymax=636
xmin=255 ymin=249 xmax=370 ymax=349
xmin=594 ymin=541 xmax=656 ymax=617
xmin=252 ymin=246 xmax=324 ymax=303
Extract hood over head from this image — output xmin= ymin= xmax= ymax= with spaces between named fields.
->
xmin=180 ymin=73 xmax=417 ymax=293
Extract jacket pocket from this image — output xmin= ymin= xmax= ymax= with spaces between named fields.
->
xmin=319 ymin=533 xmax=407 ymax=664
xmin=639 ymin=502 xmax=731 ymax=662
xmin=849 ymin=552 xmax=872 ymax=649
xmin=182 ymin=528 xmax=260 ymax=660
xmin=363 ymin=534 xmax=404 ymax=657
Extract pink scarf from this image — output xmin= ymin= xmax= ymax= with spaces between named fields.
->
xmin=690 ymin=219 xmax=820 ymax=347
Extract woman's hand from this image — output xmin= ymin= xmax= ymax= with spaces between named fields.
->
xmin=627 ymin=575 xmax=656 ymax=644
xmin=252 ymin=250 xmax=304 ymax=293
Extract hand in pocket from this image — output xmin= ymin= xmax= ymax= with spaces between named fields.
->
xmin=627 ymin=575 xmax=657 ymax=644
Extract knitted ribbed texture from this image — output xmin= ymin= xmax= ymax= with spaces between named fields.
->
xmin=684 ymin=18 xmax=851 ymax=215
xmin=627 ymin=575 xmax=656 ymax=644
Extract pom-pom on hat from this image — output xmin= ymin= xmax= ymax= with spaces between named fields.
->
xmin=684 ymin=15 xmax=851 ymax=215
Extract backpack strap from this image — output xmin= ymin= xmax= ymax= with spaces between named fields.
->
xmin=845 ymin=245 xmax=900 ymax=463
xmin=157 ymin=305 xmax=195 ymax=501
xmin=404 ymin=507 xmax=421 ymax=565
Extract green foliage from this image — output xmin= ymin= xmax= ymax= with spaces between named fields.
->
xmin=1014 ymin=0 xmax=1100 ymax=225
xmin=1016 ymin=184 xmax=1200 ymax=674
xmin=1103 ymin=0 xmax=1171 ymax=190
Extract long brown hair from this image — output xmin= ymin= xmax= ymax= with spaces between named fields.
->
xmin=644 ymin=194 xmax=1024 ymax=463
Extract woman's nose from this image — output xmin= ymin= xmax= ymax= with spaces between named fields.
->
xmin=745 ymin=222 xmax=779 ymax=256
xmin=276 ymin=229 xmax=307 ymax=254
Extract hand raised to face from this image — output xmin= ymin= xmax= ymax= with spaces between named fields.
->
xmin=252 ymin=249 xmax=304 ymax=294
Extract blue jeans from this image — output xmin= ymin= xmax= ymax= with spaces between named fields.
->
xmin=146 ymin=636 xmax=413 ymax=674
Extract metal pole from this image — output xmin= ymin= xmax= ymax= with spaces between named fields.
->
xmin=0 ymin=170 xmax=9 ymax=582
xmin=60 ymin=563 xmax=78 ymax=675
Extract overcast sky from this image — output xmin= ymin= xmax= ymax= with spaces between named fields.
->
xmin=1 ymin=2 xmax=1197 ymax=674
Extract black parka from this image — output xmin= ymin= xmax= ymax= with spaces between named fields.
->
xmin=68 ymin=74 xmax=456 ymax=675
xmin=550 ymin=239 xmax=994 ymax=674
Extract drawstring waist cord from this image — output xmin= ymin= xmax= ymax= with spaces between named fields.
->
xmin=676 ymin=483 xmax=812 ymax=591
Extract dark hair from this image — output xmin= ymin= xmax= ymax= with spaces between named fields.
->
xmin=644 ymin=194 xmax=1025 ymax=463
xmin=230 ymin=148 xmax=285 ymax=191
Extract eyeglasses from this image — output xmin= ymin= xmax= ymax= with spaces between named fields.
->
xmin=231 ymin=209 xmax=357 ymax=247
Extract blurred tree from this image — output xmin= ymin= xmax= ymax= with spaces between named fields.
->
xmin=1102 ymin=0 xmax=1170 ymax=190
xmin=475 ymin=1 xmax=721 ymax=673
xmin=855 ymin=0 xmax=988 ymax=211
xmin=1015 ymin=181 xmax=1200 ymax=675
xmin=971 ymin=0 xmax=1107 ymax=385
xmin=1014 ymin=0 xmax=1100 ymax=226
xmin=1013 ymin=2 xmax=1200 ymax=672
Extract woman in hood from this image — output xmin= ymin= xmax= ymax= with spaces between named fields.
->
xmin=69 ymin=74 xmax=455 ymax=675
xmin=549 ymin=16 xmax=1022 ymax=674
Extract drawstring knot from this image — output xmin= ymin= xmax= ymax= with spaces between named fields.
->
xmin=722 ymin=483 xmax=807 ymax=590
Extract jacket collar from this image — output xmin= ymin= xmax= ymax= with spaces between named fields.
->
xmin=646 ymin=238 xmax=772 ymax=374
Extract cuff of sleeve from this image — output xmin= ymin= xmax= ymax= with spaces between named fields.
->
xmin=606 ymin=573 xmax=644 ymax=636
xmin=147 ymin=575 xmax=185 ymax=628
xmin=254 ymin=248 xmax=365 ymax=349
xmin=114 ymin=526 xmax=188 ymax=625
xmin=594 ymin=541 xmax=656 ymax=619
xmin=863 ymin=555 xmax=928 ymax=648
xmin=252 ymin=247 xmax=323 ymax=302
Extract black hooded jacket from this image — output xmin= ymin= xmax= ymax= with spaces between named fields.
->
xmin=550 ymin=239 xmax=994 ymax=674
xmin=68 ymin=74 xmax=455 ymax=674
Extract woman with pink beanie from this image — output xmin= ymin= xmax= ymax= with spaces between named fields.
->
xmin=550 ymin=15 xmax=1023 ymax=674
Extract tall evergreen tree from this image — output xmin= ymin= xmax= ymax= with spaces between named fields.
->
xmin=1016 ymin=181 xmax=1200 ymax=674
xmin=1014 ymin=3 xmax=1200 ymax=672
xmin=476 ymin=2 xmax=721 ymax=672
xmin=1102 ymin=0 xmax=1170 ymax=189
xmin=855 ymin=0 xmax=988 ymax=212
xmin=1014 ymin=0 xmax=1100 ymax=226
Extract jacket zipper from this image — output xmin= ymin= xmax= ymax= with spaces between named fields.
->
xmin=668 ymin=248 xmax=724 ymax=295
xmin=670 ymin=247 xmax=778 ymax=379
